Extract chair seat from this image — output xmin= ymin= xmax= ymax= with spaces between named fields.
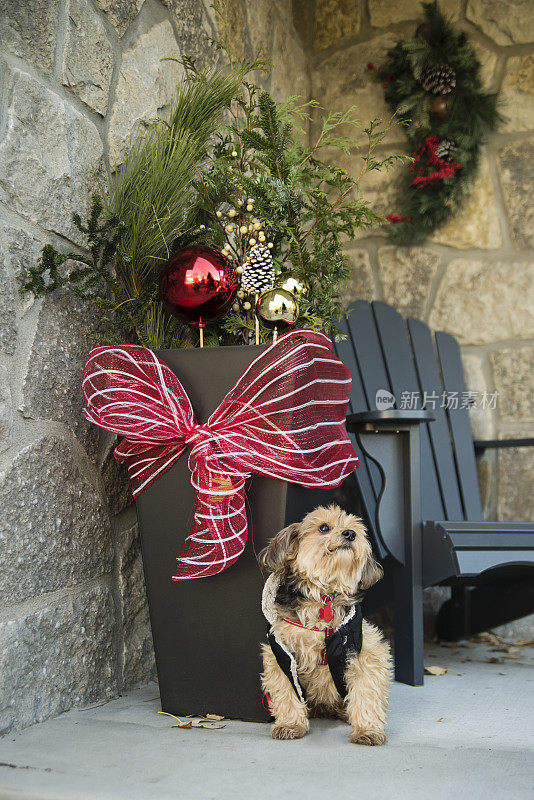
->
xmin=424 ymin=520 xmax=534 ymax=585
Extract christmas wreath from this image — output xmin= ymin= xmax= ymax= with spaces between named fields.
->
xmin=373 ymin=1 xmax=502 ymax=243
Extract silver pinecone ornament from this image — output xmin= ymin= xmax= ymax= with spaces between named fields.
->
xmin=420 ymin=63 xmax=456 ymax=94
xmin=435 ymin=138 xmax=457 ymax=161
xmin=241 ymin=243 xmax=275 ymax=294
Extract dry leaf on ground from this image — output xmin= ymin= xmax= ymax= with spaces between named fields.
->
xmin=205 ymin=713 xmax=225 ymax=721
xmin=425 ymin=665 xmax=447 ymax=676
xmin=469 ymin=632 xmax=502 ymax=646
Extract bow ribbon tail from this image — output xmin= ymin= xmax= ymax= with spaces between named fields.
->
xmin=173 ymin=462 xmax=249 ymax=580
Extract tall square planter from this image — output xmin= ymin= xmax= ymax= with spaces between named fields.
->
xmin=134 ymin=345 xmax=334 ymax=722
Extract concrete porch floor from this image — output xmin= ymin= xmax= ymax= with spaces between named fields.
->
xmin=0 ymin=640 xmax=533 ymax=800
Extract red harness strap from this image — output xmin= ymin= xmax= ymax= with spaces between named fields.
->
xmin=282 ymin=617 xmax=334 ymax=665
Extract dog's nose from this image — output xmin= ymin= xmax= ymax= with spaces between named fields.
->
xmin=341 ymin=529 xmax=356 ymax=542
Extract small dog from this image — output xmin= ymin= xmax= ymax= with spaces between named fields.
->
xmin=260 ymin=505 xmax=391 ymax=744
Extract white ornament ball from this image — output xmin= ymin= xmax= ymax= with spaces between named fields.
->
xmin=236 ymin=265 xmax=243 ymax=274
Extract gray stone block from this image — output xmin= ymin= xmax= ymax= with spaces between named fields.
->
xmin=0 ymin=366 xmax=12 ymax=453
xmin=107 ymin=21 xmax=183 ymax=167
xmin=378 ymin=246 xmax=439 ymax=319
xmin=0 ymin=69 xmax=103 ymax=244
xmin=22 ymin=288 xmax=104 ymax=455
xmin=0 ymin=434 xmax=113 ymax=605
xmin=0 ymin=586 xmax=117 ymax=734
xmin=117 ymin=522 xmax=156 ymax=688
xmin=62 ymin=0 xmax=114 ymax=116
xmin=162 ymin=0 xmax=219 ymax=67
xmin=0 ymin=0 xmax=60 ymax=75
xmin=430 ymin=260 xmax=534 ymax=345
xmin=94 ymin=0 xmax=146 ymax=37
xmin=0 ymin=221 xmax=44 ymax=355
xmin=499 ymin=139 xmax=534 ymax=252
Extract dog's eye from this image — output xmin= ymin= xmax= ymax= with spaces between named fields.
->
xmin=319 ymin=523 xmax=330 ymax=533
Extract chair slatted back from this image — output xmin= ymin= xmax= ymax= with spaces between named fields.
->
xmin=334 ymin=300 xmax=483 ymax=559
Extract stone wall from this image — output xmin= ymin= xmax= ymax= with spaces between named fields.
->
xmin=308 ymin=0 xmax=534 ymax=637
xmin=0 ymin=0 xmax=308 ymax=733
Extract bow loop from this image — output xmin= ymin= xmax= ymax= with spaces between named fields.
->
xmin=83 ymin=331 xmax=358 ymax=580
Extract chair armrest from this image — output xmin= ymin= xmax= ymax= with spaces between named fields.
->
xmin=346 ymin=409 xmax=435 ymax=432
xmin=474 ymin=437 xmax=534 ymax=455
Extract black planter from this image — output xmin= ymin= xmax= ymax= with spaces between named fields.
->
xmin=134 ymin=345 xmax=334 ymax=722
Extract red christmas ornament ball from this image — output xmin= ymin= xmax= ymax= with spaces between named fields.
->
xmin=160 ymin=246 xmax=238 ymax=326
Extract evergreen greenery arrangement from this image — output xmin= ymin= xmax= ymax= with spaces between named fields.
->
xmin=21 ymin=25 xmax=406 ymax=348
xmin=374 ymin=0 xmax=501 ymax=243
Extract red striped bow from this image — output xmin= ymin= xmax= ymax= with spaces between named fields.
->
xmin=82 ymin=330 xmax=358 ymax=580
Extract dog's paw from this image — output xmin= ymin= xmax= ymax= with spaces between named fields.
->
xmin=271 ymin=722 xmax=307 ymax=740
xmin=350 ymin=729 xmax=387 ymax=746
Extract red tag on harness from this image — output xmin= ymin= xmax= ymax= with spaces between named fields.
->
xmin=319 ymin=598 xmax=334 ymax=623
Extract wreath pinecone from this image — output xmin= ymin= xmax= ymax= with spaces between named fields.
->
xmin=420 ymin=63 xmax=456 ymax=94
xmin=435 ymin=138 xmax=457 ymax=160
xmin=241 ymin=243 xmax=275 ymax=294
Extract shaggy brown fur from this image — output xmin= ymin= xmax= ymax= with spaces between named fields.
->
xmin=260 ymin=505 xmax=391 ymax=744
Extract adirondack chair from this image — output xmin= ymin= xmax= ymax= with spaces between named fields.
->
xmin=333 ymin=300 xmax=534 ymax=686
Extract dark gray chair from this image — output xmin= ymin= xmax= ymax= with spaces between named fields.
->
xmin=334 ymin=300 xmax=534 ymax=686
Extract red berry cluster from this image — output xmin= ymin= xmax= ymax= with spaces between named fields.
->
xmin=410 ymin=135 xmax=461 ymax=188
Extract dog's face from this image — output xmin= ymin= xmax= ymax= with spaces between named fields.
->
xmin=260 ymin=505 xmax=382 ymax=596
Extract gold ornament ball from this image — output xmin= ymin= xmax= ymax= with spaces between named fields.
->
xmin=216 ymin=210 xmax=222 ymax=218
xmin=256 ymin=288 xmax=299 ymax=331
xmin=253 ymin=221 xmax=262 ymax=231
xmin=243 ymin=301 xmax=252 ymax=311
xmin=228 ymin=209 xmax=237 ymax=218
xmin=239 ymin=225 xmax=248 ymax=234
xmin=232 ymin=302 xmax=239 ymax=311
xmin=226 ymin=224 xmax=234 ymax=232
xmin=249 ymin=238 xmax=256 ymax=246
xmin=237 ymin=289 xmax=245 ymax=299
xmin=276 ymin=274 xmax=309 ymax=298
xmin=267 ymin=242 xmax=274 ymax=249
xmin=247 ymin=197 xmax=254 ymax=204
xmin=231 ymin=150 xmax=238 ymax=157
xmin=246 ymin=204 xmax=253 ymax=212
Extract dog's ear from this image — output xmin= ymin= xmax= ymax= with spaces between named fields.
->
xmin=359 ymin=552 xmax=383 ymax=589
xmin=259 ymin=524 xmax=300 ymax=573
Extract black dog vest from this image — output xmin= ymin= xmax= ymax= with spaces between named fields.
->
xmin=266 ymin=603 xmax=363 ymax=702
